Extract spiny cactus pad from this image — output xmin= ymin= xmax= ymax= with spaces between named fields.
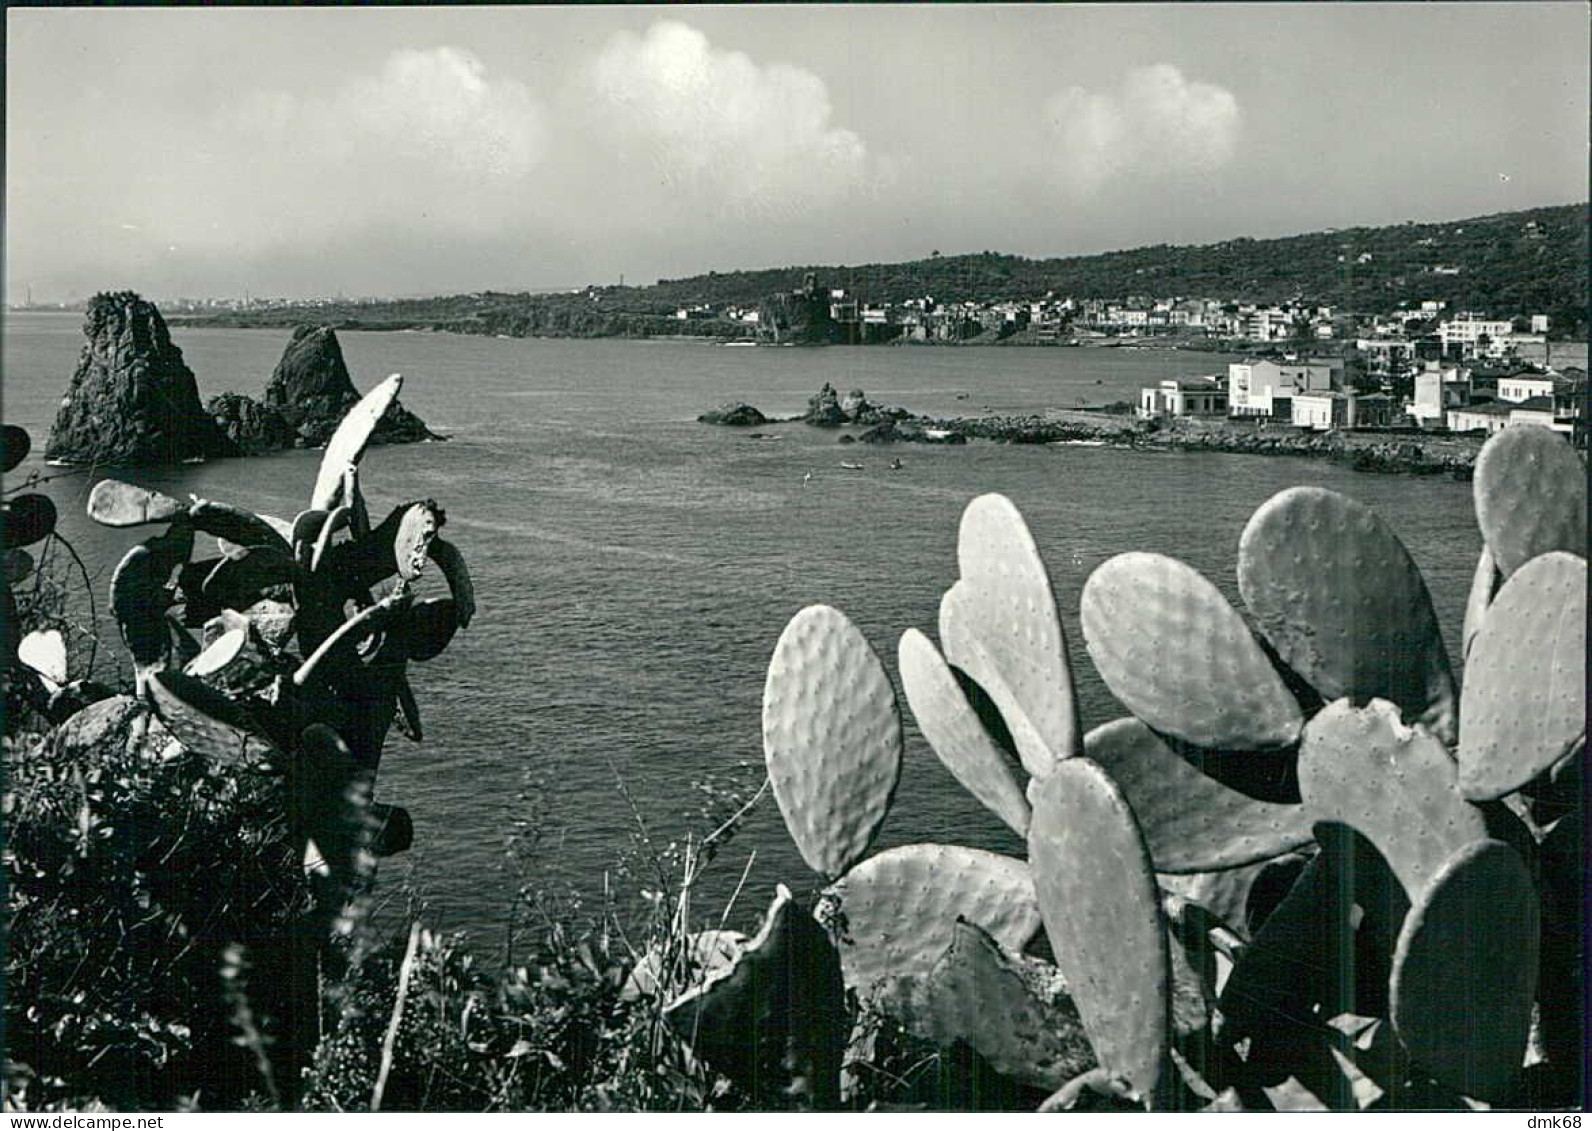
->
xmin=1460 ymin=545 xmax=1500 ymax=662
xmin=310 ymin=373 xmax=403 ymax=512
xmin=187 ymin=500 xmax=293 ymax=557
xmin=87 ymin=479 xmax=185 ymax=527
xmin=1028 ymin=758 xmax=1168 ymax=1101
xmin=941 ymin=492 xmax=1081 ymax=776
xmin=1457 ymin=551 xmax=1587 ymax=801
xmin=1081 ymin=553 xmax=1302 ymax=750
xmin=4 ymin=494 xmax=57 ymax=550
xmin=1298 ymin=699 xmax=1486 ymax=900
xmin=898 ymin=627 xmax=1031 ymax=835
xmin=664 ymin=885 xmax=846 ymax=1111
xmin=1085 ymin=718 xmax=1312 ymax=873
xmin=149 ymin=670 xmax=276 ymax=767
xmin=621 ymin=930 xmax=748 ymax=1003
xmin=877 ymin=919 xmax=1095 ymax=1090
xmin=18 ymin=628 xmax=68 ymax=689
xmin=1473 ymin=424 xmax=1587 ymax=579
xmin=1389 ymin=838 xmax=1539 ymax=1103
xmin=763 ymin=604 xmax=902 ymax=878
xmin=818 ymin=843 xmax=1039 ymax=993
xmin=1238 ymin=486 xmax=1458 ymax=743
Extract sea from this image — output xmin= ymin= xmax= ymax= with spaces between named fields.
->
xmin=2 ymin=312 xmax=1484 ymax=948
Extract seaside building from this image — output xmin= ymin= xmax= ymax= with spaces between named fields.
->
xmin=1447 ymin=402 xmax=1516 ymax=434
xmin=1137 ymin=377 xmax=1228 ymax=420
xmin=1408 ymin=362 xmax=1470 ymax=424
xmin=1291 ymin=390 xmax=1396 ymax=431
xmin=1228 ymin=359 xmax=1343 ymax=419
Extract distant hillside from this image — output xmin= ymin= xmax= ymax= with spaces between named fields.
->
xmin=177 ymin=202 xmax=1588 ymax=339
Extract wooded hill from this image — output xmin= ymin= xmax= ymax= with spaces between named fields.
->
xmin=180 ymin=202 xmax=1588 ymax=339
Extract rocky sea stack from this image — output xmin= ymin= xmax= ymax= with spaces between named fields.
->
xmin=45 ymin=292 xmax=234 ymax=465
xmin=258 ymin=325 xmax=440 ymax=449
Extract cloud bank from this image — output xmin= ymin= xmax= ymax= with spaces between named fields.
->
xmin=1044 ymin=64 xmax=1241 ymax=194
xmin=586 ymin=21 xmax=877 ymax=219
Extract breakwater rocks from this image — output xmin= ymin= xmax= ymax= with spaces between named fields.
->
xmin=698 ymin=385 xmax=1484 ymax=477
xmin=903 ymin=412 xmax=1484 ymax=476
xmin=698 ymin=402 xmax=769 ymax=426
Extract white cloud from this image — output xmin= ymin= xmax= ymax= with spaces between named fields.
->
xmin=1044 ymin=64 xmax=1240 ymax=194
xmin=215 ymin=47 xmax=546 ymax=245
xmin=587 ymin=21 xmax=876 ymax=217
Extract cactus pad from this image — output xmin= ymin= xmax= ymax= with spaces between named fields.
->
xmin=1390 ymin=838 xmax=1538 ymax=1103
xmin=86 ymin=479 xmax=185 ymax=527
xmin=1081 ymin=553 xmax=1302 ymax=750
xmin=763 ymin=605 xmax=902 ymax=877
xmin=1298 ymin=698 xmax=1486 ymax=900
xmin=188 ymin=500 xmax=293 ymax=557
xmin=149 ymin=670 xmax=276 ymax=767
xmin=898 ymin=627 xmax=1030 ymax=835
xmin=1473 ymin=424 xmax=1587 ymax=578
xmin=183 ymin=626 xmax=248 ymax=680
xmin=1086 ymin=718 xmax=1312 ymax=873
xmin=17 ymin=628 xmax=68 ymax=689
xmin=1028 ymin=758 xmax=1169 ymax=1101
xmin=310 ymin=373 xmax=403 ymax=511
xmin=1238 ymin=486 xmax=1458 ymax=743
xmin=428 ymin=538 xmax=475 ymax=628
xmin=4 ymin=493 xmax=57 ymax=550
xmin=394 ymin=502 xmax=441 ymax=580
xmin=818 ymin=843 xmax=1039 ymax=993
xmin=878 ymin=919 xmax=1095 ymax=1090
xmin=1158 ymin=853 xmax=1309 ymax=943
xmin=1457 ymin=551 xmax=1586 ymax=801
xmin=940 ymin=492 xmax=1081 ymax=776
xmin=664 ymin=885 xmax=846 ymax=1110
xmin=621 ymin=930 xmax=749 ymax=1002
xmin=1460 ymin=545 xmax=1500 ymax=662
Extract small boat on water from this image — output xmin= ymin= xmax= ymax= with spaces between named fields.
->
xmin=889 ymin=457 xmax=904 ymax=470
xmin=839 ymin=460 xmax=865 ymax=471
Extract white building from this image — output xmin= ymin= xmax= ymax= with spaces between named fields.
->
xmin=1138 ymin=377 xmax=1228 ymax=420
xmin=1497 ymin=374 xmax=1556 ymax=404
xmin=1292 ymin=391 xmax=1396 ymax=431
xmin=1228 ymin=360 xmax=1342 ymax=418
xmin=1438 ymin=314 xmax=1513 ymax=359
xmin=1408 ymin=363 xmax=1469 ymax=424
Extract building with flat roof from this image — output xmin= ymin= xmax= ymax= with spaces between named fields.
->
xmin=1138 ymin=377 xmax=1228 ymax=420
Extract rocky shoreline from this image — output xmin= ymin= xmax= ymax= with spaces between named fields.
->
xmin=700 ymin=387 xmax=1487 ymax=478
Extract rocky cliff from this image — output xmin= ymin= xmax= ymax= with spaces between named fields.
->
xmin=46 ymin=292 xmax=235 ymax=465
xmin=261 ymin=325 xmax=439 ymax=448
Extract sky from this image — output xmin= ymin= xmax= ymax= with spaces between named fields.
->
xmin=5 ymin=4 xmax=1588 ymax=303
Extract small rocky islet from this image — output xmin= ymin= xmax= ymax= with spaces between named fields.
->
xmin=44 ymin=291 xmax=440 ymax=467
xmin=700 ymin=382 xmax=1484 ymax=476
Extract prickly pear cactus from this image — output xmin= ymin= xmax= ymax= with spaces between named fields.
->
xmin=940 ymin=492 xmax=1081 ymax=777
xmin=663 ymin=885 xmax=847 ymax=1111
xmin=1297 ymin=698 xmax=1485 ymax=900
xmin=1028 ymin=758 xmax=1168 ymax=1103
xmin=1080 ymin=552 xmax=1302 ymax=751
xmin=1238 ymin=486 xmax=1457 ymax=743
xmin=1389 ymin=838 xmax=1539 ymax=1103
xmin=1472 ymin=424 xmax=1587 ymax=578
xmin=1085 ymin=717 xmax=1312 ymax=873
xmin=876 ymin=918 xmax=1095 ymax=1091
xmin=762 ymin=604 xmax=902 ymax=878
xmin=818 ymin=843 xmax=1039 ymax=994
xmin=1457 ymin=550 xmax=1587 ymax=801
xmin=898 ymin=627 xmax=1030 ymax=835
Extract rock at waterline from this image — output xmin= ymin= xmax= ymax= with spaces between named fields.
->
xmin=698 ymin=402 xmax=769 ymax=427
xmin=46 ymin=292 xmax=235 ymax=465
xmin=804 ymin=383 xmax=848 ymax=427
xmin=208 ymin=392 xmax=293 ymax=456
xmin=261 ymin=325 xmax=441 ymax=449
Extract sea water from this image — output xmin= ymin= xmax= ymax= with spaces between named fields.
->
xmin=3 ymin=313 xmax=1482 ymax=943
